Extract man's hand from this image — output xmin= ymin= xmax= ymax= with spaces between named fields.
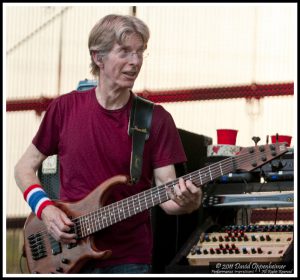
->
xmin=167 ymin=177 xmax=202 ymax=213
xmin=41 ymin=205 xmax=77 ymax=244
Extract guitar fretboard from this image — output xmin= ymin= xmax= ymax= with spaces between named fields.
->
xmin=73 ymin=156 xmax=237 ymax=238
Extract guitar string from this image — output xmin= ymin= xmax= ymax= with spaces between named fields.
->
xmin=26 ymin=147 xmax=275 ymax=251
xmin=27 ymin=146 xmax=284 ymax=249
xmin=70 ymin=150 xmax=253 ymax=237
xmin=74 ymin=146 xmax=276 ymax=236
xmin=26 ymin=148 xmax=275 ymax=248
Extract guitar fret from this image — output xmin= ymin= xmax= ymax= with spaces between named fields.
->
xmin=219 ymin=162 xmax=223 ymax=175
xmin=198 ymin=170 xmax=203 ymax=184
xmin=126 ymin=196 xmax=130 ymax=218
xmin=120 ymin=201 xmax=125 ymax=220
xmin=143 ymin=192 xmax=147 ymax=210
xmin=102 ymin=210 xmax=108 ymax=228
xmin=94 ymin=211 xmax=100 ymax=232
xmin=138 ymin=193 xmax=142 ymax=212
xmin=83 ymin=217 xmax=87 ymax=236
xmin=110 ymin=205 xmax=117 ymax=224
xmin=208 ymin=165 xmax=213 ymax=181
xmin=134 ymin=195 xmax=140 ymax=213
xmin=85 ymin=216 xmax=91 ymax=235
xmin=90 ymin=213 xmax=95 ymax=234
xmin=79 ymin=217 xmax=84 ymax=237
xmin=116 ymin=201 xmax=121 ymax=222
xmin=150 ymin=189 xmax=154 ymax=207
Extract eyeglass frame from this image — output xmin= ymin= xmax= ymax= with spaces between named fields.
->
xmin=111 ymin=46 xmax=149 ymax=60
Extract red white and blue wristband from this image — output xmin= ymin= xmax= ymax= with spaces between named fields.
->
xmin=23 ymin=184 xmax=54 ymax=220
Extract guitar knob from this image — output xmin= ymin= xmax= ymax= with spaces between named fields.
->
xmin=261 ymin=156 xmax=267 ymax=161
xmin=61 ymin=258 xmax=69 ymax=264
xmin=56 ymin=267 xmax=63 ymax=272
xmin=259 ymin=146 xmax=265 ymax=152
xmin=251 ymin=162 xmax=257 ymax=167
xmin=270 ymin=144 xmax=276 ymax=150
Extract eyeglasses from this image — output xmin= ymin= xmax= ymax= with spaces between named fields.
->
xmin=115 ymin=48 xmax=149 ymax=60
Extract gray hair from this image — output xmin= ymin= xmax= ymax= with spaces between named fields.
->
xmin=88 ymin=14 xmax=150 ymax=77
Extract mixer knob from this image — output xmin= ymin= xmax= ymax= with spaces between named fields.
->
xmin=242 ymin=248 xmax=248 ymax=254
xmin=251 ymin=248 xmax=256 ymax=254
xmin=266 ymin=235 xmax=271 ymax=241
xmin=196 ymin=247 xmax=201 ymax=254
xmin=260 ymin=235 xmax=265 ymax=241
xmin=210 ymin=248 xmax=215 ymax=254
xmin=287 ymin=225 xmax=293 ymax=231
xmin=219 ymin=236 xmax=224 ymax=242
xmin=258 ymin=248 xmax=263 ymax=254
xmin=205 ymin=235 xmax=211 ymax=242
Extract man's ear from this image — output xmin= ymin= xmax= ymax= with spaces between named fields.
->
xmin=92 ymin=52 xmax=103 ymax=67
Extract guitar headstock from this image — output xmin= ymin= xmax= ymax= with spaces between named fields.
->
xmin=235 ymin=142 xmax=289 ymax=172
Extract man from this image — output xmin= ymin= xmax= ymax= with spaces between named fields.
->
xmin=15 ymin=14 xmax=202 ymax=274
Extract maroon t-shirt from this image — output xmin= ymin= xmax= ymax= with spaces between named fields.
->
xmin=32 ymin=88 xmax=187 ymax=267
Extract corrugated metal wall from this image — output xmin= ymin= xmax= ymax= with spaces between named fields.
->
xmin=5 ymin=4 xmax=295 ymax=218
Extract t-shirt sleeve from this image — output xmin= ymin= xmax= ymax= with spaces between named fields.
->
xmin=151 ymin=106 xmax=187 ymax=169
xmin=32 ymin=98 xmax=61 ymax=156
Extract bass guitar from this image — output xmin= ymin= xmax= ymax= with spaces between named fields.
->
xmin=23 ymin=142 xmax=288 ymax=273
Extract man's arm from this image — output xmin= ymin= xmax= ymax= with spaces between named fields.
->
xmin=14 ymin=143 xmax=46 ymax=192
xmin=154 ymin=164 xmax=202 ymax=215
xmin=14 ymin=143 xmax=76 ymax=243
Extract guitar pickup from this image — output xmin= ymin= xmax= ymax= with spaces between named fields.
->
xmin=48 ymin=235 xmax=62 ymax=255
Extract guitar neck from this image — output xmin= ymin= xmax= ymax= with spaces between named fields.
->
xmin=73 ymin=157 xmax=236 ymax=238
xmin=72 ymin=142 xmax=288 ymax=238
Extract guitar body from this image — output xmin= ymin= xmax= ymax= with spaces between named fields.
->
xmin=23 ymin=175 xmax=129 ymax=274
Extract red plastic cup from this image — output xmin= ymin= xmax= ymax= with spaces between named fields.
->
xmin=271 ymin=135 xmax=292 ymax=147
xmin=217 ymin=129 xmax=238 ymax=145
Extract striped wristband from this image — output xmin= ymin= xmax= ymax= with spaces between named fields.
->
xmin=23 ymin=184 xmax=54 ymax=220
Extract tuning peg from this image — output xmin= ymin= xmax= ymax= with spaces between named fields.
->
xmin=252 ymin=136 xmax=261 ymax=146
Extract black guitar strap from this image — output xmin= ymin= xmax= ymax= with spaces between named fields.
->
xmin=128 ymin=95 xmax=154 ymax=184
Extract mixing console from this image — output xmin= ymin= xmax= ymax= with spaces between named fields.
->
xmin=187 ymin=224 xmax=293 ymax=266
